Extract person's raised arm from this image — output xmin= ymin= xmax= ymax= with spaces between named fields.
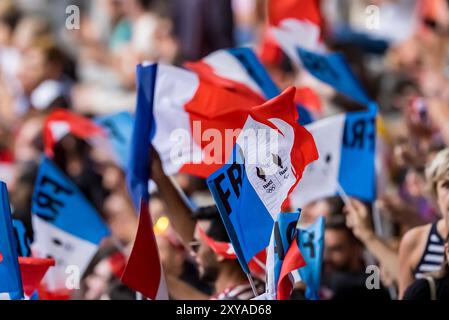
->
xmin=151 ymin=148 xmax=196 ymax=246
xmin=344 ymin=198 xmax=399 ymax=282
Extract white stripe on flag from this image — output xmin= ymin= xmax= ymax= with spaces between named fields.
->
xmin=31 ymin=216 xmax=99 ymax=291
xmin=152 ymin=64 xmax=201 ymax=175
xmin=290 ymin=114 xmax=345 ymax=208
xmin=203 ymin=50 xmax=263 ymax=96
xmin=0 ymin=293 xmax=11 ymax=300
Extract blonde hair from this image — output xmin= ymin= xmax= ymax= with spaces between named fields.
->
xmin=426 ymin=148 xmax=449 ymax=200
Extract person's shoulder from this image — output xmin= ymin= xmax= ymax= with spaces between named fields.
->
xmin=400 ymin=224 xmax=432 ymax=253
xmin=403 ymin=278 xmax=431 ymax=300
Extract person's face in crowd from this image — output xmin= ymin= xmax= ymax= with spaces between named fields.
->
xmin=14 ymin=116 xmax=44 ymax=162
xmin=156 ymin=235 xmax=185 ymax=278
xmin=103 ymin=0 xmax=126 ymax=21
xmin=103 ymin=192 xmax=138 ymax=245
xmin=404 ymin=169 xmax=426 ymax=198
xmin=84 ymin=259 xmax=112 ymax=300
xmin=0 ymin=21 xmax=12 ymax=45
xmin=16 ymin=46 xmax=47 ymax=94
xmin=192 ymin=221 xmax=220 ymax=283
xmin=324 ymin=228 xmax=361 ymax=273
xmin=436 ymin=172 xmax=449 ymax=221
xmin=301 ymin=200 xmax=331 ymax=226
xmin=149 ymin=197 xmax=167 ymax=223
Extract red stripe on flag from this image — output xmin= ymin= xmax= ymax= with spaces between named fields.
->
xmin=249 ymin=87 xmax=318 ymax=194
xmin=180 ymin=77 xmax=264 ymax=178
xmin=277 ymin=236 xmax=306 ymax=300
xmin=268 ymin=0 xmax=323 ymax=28
xmin=121 ymin=199 xmax=163 ymax=300
xmin=18 ymin=257 xmax=55 ymax=297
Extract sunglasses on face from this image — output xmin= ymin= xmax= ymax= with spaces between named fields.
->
xmin=188 ymin=240 xmax=201 ymax=254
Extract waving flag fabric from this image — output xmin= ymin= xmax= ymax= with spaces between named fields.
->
xmin=266 ymin=210 xmax=305 ymax=300
xmin=122 ymin=63 xmax=168 ymax=300
xmin=0 ymin=181 xmax=24 ymax=300
xmin=297 ymin=216 xmax=325 ymax=300
xmin=43 ymin=109 xmax=107 ymax=158
xmin=187 ymin=48 xmax=314 ymax=125
xmin=185 ymin=47 xmax=279 ymax=100
xmin=131 ymin=62 xmax=265 ymax=187
xmin=121 ymin=200 xmax=168 ymax=300
xmin=96 ymin=112 xmax=134 ymax=169
xmin=207 ymin=88 xmax=318 ymax=273
xmin=12 ymin=219 xmax=31 ymax=257
xmin=290 ymin=109 xmax=376 ymax=207
xmin=268 ymin=0 xmax=324 ymax=65
xmin=18 ymin=257 xmax=55 ymax=297
xmin=31 ymin=157 xmax=110 ymax=295
xmin=297 ymin=47 xmax=374 ymax=108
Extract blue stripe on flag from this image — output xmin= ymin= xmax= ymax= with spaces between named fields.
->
xmin=228 ymin=47 xmax=280 ymax=99
xmin=298 ymin=216 xmax=325 ymax=300
xmin=0 ymin=181 xmax=24 ymax=300
xmin=207 ymin=146 xmax=274 ymax=273
xmin=339 ymin=109 xmax=377 ymax=202
xmin=297 ymin=47 xmax=372 ymax=107
xmin=96 ymin=112 xmax=134 ymax=170
xmin=32 ymin=157 xmax=110 ymax=244
xmin=127 ymin=63 xmax=157 ymax=207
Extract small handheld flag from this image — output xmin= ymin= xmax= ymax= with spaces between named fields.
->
xmin=31 ymin=157 xmax=110 ymax=294
xmin=207 ymin=88 xmax=318 ymax=274
xmin=0 ymin=181 xmax=24 ymax=300
xmin=297 ymin=216 xmax=325 ymax=300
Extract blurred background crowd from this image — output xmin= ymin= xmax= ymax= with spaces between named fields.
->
xmin=1 ymin=0 xmax=449 ymax=300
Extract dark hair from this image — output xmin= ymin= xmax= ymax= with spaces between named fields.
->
xmin=192 ymin=206 xmax=230 ymax=243
xmin=325 ymin=214 xmax=361 ymax=246
xmin=0 ymin=6 xmax=21 ymax=31
xmin=137 ymin=0 xmax=155 ymax=10
xmin=73 ymin=242 xmax=120 ymax=299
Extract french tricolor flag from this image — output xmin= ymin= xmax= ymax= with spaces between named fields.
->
xmin=185 ymin=47 xmax=280 ymax=100
xmin=187 ymin=47 xmax=316 ymax=125
xmin=129 ymin=62 xmax=266 ymax=197
xmin=0 ymin=182 xmax=24 ymax=300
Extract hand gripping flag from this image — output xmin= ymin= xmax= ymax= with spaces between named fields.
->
xmin=31 ymin=157 xmax=110 ymax=295
xmin=0 ymin=181 xmax=24 ymax=300
xmin=266 ymin=210 xmax=305 ymax=300
xmin=268 ymin=0 xmax=324 ymax=65
xmin=128 ymin=62 xmax=265 ymax=192
xmin=122 ymin=63 xmax=168 ymax=300
xmin=290 ymin=109 xmax=376 ymax=207
xmin=207 ymin=88 xmax=318 ymax=273
xmin=297 ymin=216 xmax=325 ymax=300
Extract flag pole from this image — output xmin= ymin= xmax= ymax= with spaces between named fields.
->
xmin=336 ymin=182 xmax=357 ymax=213
xmin=245 ymin=272 xmax=258 ymax=297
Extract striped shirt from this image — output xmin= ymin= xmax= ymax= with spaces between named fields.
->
xmin=210 ymin=280 xmax=265 ymax=300
xmin=414 ymin=222 xmax=445 ymax=279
